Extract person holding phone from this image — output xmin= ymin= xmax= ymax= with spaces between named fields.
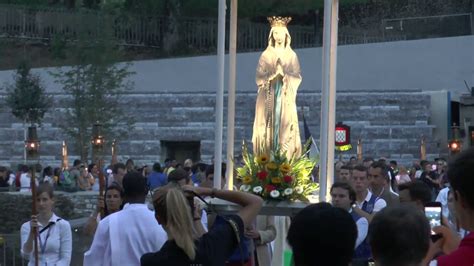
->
xmin=425 ymin=148 xmax=474 ymax=266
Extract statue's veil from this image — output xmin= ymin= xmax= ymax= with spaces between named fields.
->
xmin=267 ymin=26 xmax=291 ymax=49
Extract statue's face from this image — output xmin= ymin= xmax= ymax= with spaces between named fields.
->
xmin=272 ymin=27 xmax=286 ymax=45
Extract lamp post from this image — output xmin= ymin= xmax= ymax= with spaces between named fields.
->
xmin=25 ymin=126 xmax=39 ymax=266
xmin=91 ymin=123 xmax=106 ymax=217
xmin=448 ymin=123 xmax=462 ymax=155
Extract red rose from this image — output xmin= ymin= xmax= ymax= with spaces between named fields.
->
xmin=257 ymin=171 xmax=268 ymax=181
xmin=283 ymin=175 xmax=293 ymax=183
xmin=265 ymin=184 xmax=276 ymax=192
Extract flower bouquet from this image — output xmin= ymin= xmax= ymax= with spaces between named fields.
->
xmin=236 ymin=141 xmax=318 ymax=202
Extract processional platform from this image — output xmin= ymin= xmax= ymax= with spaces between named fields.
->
xmin=206 ymin=195 xmax=320 ymax=217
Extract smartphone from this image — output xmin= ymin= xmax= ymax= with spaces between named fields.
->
xmin=431 ymin=164 xmax=437 ymax=171
xmin=424 ymin=202 xmax=442 ymax=241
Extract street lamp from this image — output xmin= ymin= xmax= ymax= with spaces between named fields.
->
xmin=25 ymin=126 xmax=40 ymax=159
xmin=91 ymin=123 xmax=105 ymax=149
xmin=448 ymin=124 xmax=462 ymax=155
xmin=335 ymin=122 xmax=352 ymax=152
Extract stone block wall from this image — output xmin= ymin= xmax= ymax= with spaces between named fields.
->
xmin=0 ymin=91 xmax=438 ymax=167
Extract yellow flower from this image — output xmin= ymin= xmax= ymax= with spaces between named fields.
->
xmin=279 ymin=163 xmax=291 ymax=173
xmin=243 ymin=176 xmax=253 ymax=184
xmin=256 ymin=154 xmax=269 ymax=165
xmin=266 ymin=162 xmax=278 ymax=171
xmin=271 ymin=177 xmax=282 ymax=184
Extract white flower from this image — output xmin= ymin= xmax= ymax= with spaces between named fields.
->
xmin=270 ymin=190 xmax=280 ymax=198
xmin=295 ymin=186 xmax=304 ymax=194
xmin=253 ymin=186 xmax=263 ymax=194
xmin=241 ymin=185 xmax=251 ymax=192
xmin=284 ymin=188 xmax=293 ymax=195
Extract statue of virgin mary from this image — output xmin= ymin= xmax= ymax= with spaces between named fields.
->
xmin=252 ymin=16 xmax=302 ymax=159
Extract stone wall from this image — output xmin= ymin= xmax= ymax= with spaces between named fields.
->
xmin=0 ymin=191 xmax=99 ymax=234
xmin=0 ymin=90 xmax=439 ymax=167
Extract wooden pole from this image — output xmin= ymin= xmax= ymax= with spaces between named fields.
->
xmin=111 ymin=139 xmax=118 ymax=165
xmin=420 ymin=135 xmax=426 ymax=160
xmin=98 ymin=159 xmax=105 ymax=218
xmin=62 ymin=141 xmax=68 ymax=171
xmin=357 ymin=138 xmax=363 ymax=162
xmin=31 ymin=165 xmax=39 ymax=266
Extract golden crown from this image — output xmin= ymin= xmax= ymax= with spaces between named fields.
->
xmin=267 ymin=16 xmax=292 ymax=27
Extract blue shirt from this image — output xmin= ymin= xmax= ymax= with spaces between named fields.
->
xmin=147 ymin=172 xmax=167 ymax=190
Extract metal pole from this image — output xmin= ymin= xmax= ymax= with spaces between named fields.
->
xmin=214 ymin=0 xmax=226 ymax=189
xmin=319 ymin=0 xmax=339 ymax=202
xmin=226 ymin=0 xmax=238 ymax=191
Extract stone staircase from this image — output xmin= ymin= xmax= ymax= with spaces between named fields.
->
xmin=0 ymin=90 xmax=438 ymax=167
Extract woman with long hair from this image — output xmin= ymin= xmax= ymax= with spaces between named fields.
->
xmin=141 ymin=184 xmax=263 ymax=265
xmin=20 ymin=183 xmax=72 ymax=265
xmin=83 ymin=184 xmax=124 ymax=236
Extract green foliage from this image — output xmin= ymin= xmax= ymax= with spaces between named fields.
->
xmin=50 ymin=23 xmax=135 ymax=160
xmin=3 ymin=61 xmax=52 ymax=125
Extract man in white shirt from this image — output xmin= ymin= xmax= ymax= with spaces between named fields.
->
xmin=84 ymin=171 xmax=166 ymax=266
xmin=351 ymin=165 xmax=387 ymax=223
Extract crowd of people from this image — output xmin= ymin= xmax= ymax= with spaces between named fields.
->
xmin=13 ymin=147 xmax=474 ymax=266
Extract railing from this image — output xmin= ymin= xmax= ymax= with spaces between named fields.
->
xmin=382 ymin=13 xmax=473 ymax=39
xmin=0 ymin=234 xmax=26 ymax=266
xmin=8 ymin=4 xmax=467 ymax=53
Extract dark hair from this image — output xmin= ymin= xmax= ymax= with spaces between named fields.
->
xmin=287 ymin=202 xmax=357 ymax=266
xmin=340 ymin=165 xmax=352 ymax=171
xmin=370 ymin=161 xmax=389 ymax=180
xmin=352 ymin=164 xmax=368 ymax=174
xmin=398 ymin=181 xmax=432 ymax=206
xmin=205 ymin=163 xmax=226 ymax=179
xmin=112 ymin=163 xmax=126 ymax=175
xmin=350 ymin=156 xmax=357 ymax=160
xmin=42 ymin=166 xmax=53 ymax=178
xmin=37 ymin=183 xmax=54 ymax=198
xmin=73 ymin=159 xmax=82 ymax=167
xmin=167 ymin=168 xmax=190 ymax=184
xmin=152 ymin=162 xmax=162 ymax=173
xmin=420 ymin=160 xmax=429 ymax=168
xmin=369 ymin=206 xmax=430 ymax=266
xmin=0 ymin=166 xmax=7 ymax=172
xmin=363 ymin=157 xmax=374 ymax=163
xmin=331 ymin=182 xmax=356 ymax=203
xmin=19 ymin=164 xmax=29 ymax=173
xmin=389 ymin=160 xmax=397 ymax=166
xmin=104 ymin=184 xmax=125 ymax=217
xmin=88 ymin=163 xmax=96 ymax=173
xmin=126 ymin=159 xmax=134 ymax=167
xmin=122 ymin=171 xmax=148 ymax=198
xmin=448 ymin=147 xmax=474 ymax=210
xmin=53 ymin=167 xmax=61 ymax=177
xmin=196 ymin=163 xmax=207 ymax=172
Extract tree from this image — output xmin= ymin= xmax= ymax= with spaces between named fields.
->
xmin=4 ymin=61 xmax=52 ymax=126
xmin=51 ymin=24 xmax=135 ymax=161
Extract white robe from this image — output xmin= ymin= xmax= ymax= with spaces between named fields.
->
xmin=83 ymin=203 xmax=166 ymax=266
